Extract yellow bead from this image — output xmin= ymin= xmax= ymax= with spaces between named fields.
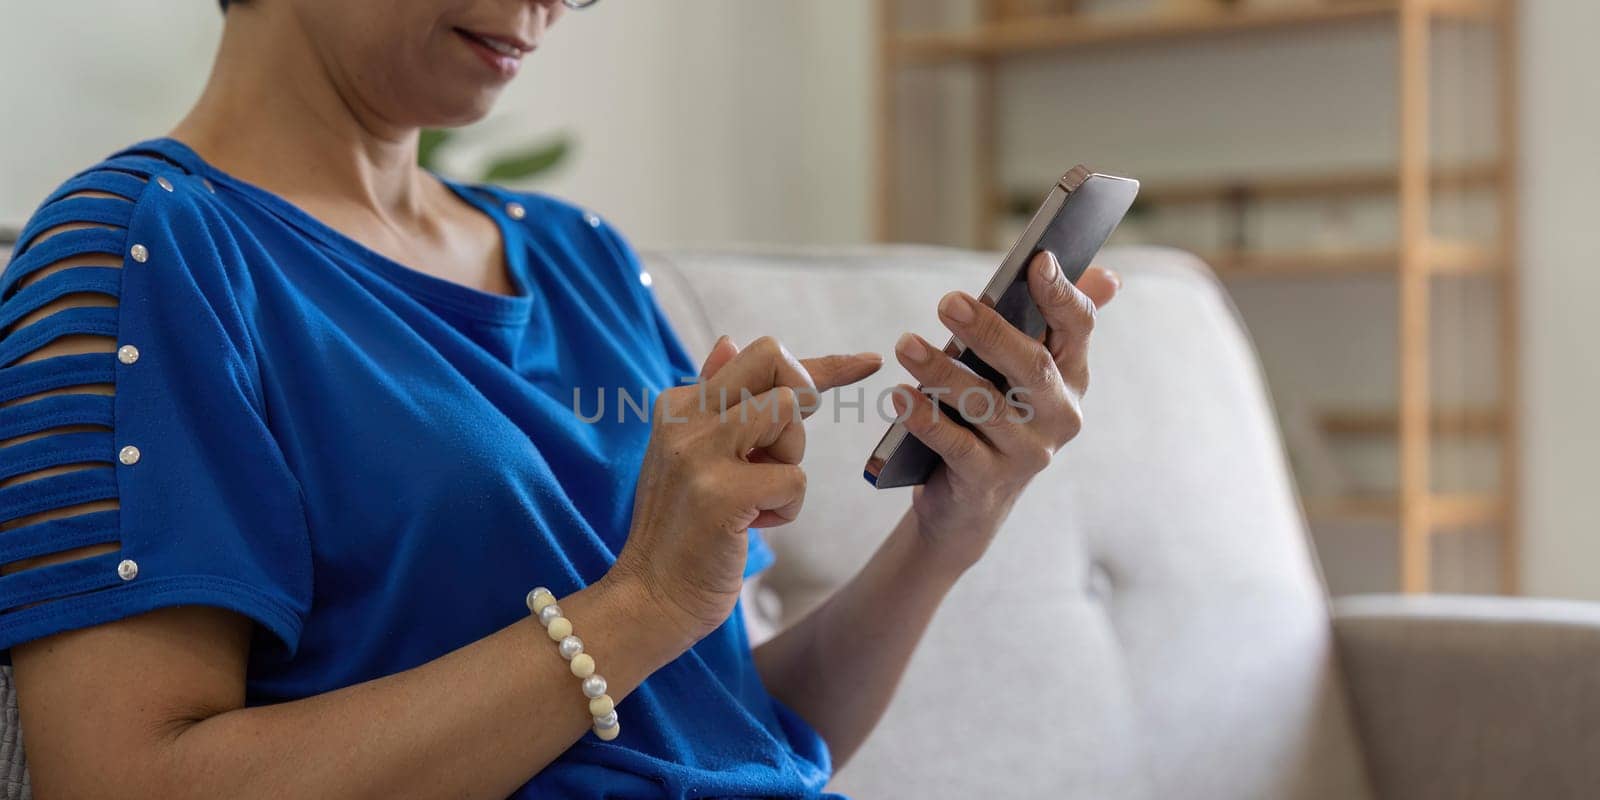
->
xmin=570 ymin=653 xmax=595 ymax=678
xmin=546 ymin=617 xmax=572 ymax=641
xmin=595 ymin=722 xmax=620 ymax=741
xmin=532 ymin=592 xmax=557 ymax=613
xmin=589 ymin=694 xmax=614 ymax=717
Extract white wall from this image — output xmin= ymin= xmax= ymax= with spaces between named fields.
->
xmin=462 ymin=0 xmax=874 ymax=247
xmin=1 ymin=1 xmax=1593 ymax=598
xmin=0 ymin=1 xmax=874 ymax=247
xmin=1519 ymin=0 xmax=1600 ymax=601
xmin=526 ymin=0 xmax=874 ymax=246
xmin=0 ymin=5 xmax=221 ymax=224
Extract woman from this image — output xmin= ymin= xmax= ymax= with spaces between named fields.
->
xmin=0 ymin=0 xmax=1118 ymax=797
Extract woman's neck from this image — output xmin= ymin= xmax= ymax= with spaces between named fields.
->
xmin=169 ymin=5 xmax=432 ymax=222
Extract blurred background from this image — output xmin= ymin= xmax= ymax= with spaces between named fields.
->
xmin=1 ymin=0 xmax=1594 ymax=601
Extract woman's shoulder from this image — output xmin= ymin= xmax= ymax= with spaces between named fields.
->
xmin=28 ymin=139 xmax=226 ymax=214
xmin=469 ymin=183 xmax=653 ymax=287
xmin=471 ymin=184 xmax=594 ymax=225
xmin=1 ymin=141 xmax=261 ymax=377
xmin=463 ymin=183 xmax=630 ymax=251
xmin=6 ymin=141 xmax=242 ymax=279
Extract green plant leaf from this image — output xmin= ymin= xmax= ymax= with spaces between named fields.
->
xmin=480 ymin=137 xmax=571 ymax=183
xmin=417 ymin=129 xmax=453 ymax=170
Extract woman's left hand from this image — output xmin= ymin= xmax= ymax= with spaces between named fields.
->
xmin=891 ymin=250 xmax=1120 ymax=572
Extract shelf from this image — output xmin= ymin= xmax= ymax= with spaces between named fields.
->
xmin=1426 ymin=240 xmax=1500 ymax=275
xmin=890 ymin=0 xmax=1500 ymax=65
xmin=1318 ymin=407 xmax=1503 ymax=438
xmin=1306 ymin=494 xmax=1400 ymax=522
xmin=996 ymin=162 xmax=1501 ymax=220
xmin=1204 ymin=247 xmax=1399 ymax=277
xmin=1125 ymin=162 xmax=1502 ymax=206
xmin=1304 ymin=491 xmax=1501 ymax=530
xmin=1429 ymin=492 xmax=1505 ymax=530
xmin=1201 ymin=240 xmax=1497 ymax=279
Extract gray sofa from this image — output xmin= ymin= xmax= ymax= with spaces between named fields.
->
xmin=652 ymin=245 xmax=1600 ymax=800
xmin=2 ymin=245 xmax=1597 ymax=798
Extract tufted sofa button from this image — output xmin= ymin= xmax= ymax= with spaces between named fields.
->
xmin=755 ymin=582 xmax=784 ymax=623
xmin=1087 ymin=562 xmax=1113 ymax=600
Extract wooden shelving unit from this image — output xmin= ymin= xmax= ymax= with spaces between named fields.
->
xmin=889 ymin=0 xmax=1497 ymax=65
xmin=874 ymin=0 xmax=1520 ymax=594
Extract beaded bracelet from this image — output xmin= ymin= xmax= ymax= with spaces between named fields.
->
xmin=527 ymin=586 xmax=620 ymax=741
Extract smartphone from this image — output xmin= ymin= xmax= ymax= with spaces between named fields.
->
xmin=863 ymin=166 xmax=1140 ymax=489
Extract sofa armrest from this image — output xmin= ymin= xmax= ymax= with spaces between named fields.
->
xmin=1332 ymin=594 xmax=1600 ymax=800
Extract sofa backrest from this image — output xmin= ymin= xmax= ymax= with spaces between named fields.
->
xmin=644 ymin=245 xmax=1374 ymax=800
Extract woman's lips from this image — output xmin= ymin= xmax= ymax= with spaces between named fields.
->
xmin=455 ymin=28 xmax=529 ymax=79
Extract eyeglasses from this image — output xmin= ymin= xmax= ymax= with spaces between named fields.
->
xmin=563 ymin=0 xmax=600 ymax=8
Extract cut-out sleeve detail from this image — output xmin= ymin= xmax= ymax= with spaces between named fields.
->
xmin=0 ymin=161 xmax=313 ymax=658
xmin=41 ymin=171 xmax=150 ymax=206
xmin=0 ymin=228 xmax=128 ymax=300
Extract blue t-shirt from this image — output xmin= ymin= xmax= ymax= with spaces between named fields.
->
xmin=0 ymin=137 xmax=839 ymax=798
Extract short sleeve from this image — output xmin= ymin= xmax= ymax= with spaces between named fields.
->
xmin=0 ymin=155 xmax=313 ymax=657
xmin=585 ymin=211 xmax=777 ymax=579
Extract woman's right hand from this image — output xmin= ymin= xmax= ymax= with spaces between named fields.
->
xmin=611 ymin=336 xmax=881 ymax=643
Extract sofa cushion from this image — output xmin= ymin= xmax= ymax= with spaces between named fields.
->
xmin=643 ymin=245 xmax=1373 ymax=800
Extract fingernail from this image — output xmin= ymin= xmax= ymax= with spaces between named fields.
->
xmin=1037 ymin=251 xmax=1059 ymax=281
xmin=895 ymin=332 xmax=927 ymax=362
xmin=1108 ymin=270 xmax=1123 ymax=291
xmin=855 ymin=351 xmax=884 ymax=365
xmin=939 ymin=291 xmax=975 ymax=323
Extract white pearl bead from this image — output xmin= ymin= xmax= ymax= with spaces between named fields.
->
xmin=525 ymin=588 xmax=547 ymax=612
xmin=558 ymin=635 xmax=583 ymax=660
xmin=116 ymin=559 xmax=139 ymax=581
xmin=537 ymin=604 xmax=563 ymax=626
xmin=117 ymin=344 xmax=140 ymax=364
xmin=118 ymin=445 xmax=141 ymax=465
xmin=593 ymin=711 xmax=618 ymax=729
xmin=582 ymin=675 xmax=607 ymax=698
xmin=129 ymin=244 xmax=149 ymax=263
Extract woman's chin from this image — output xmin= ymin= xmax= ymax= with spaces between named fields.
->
xmin=412 ymin=92 xmax=501 ymax=131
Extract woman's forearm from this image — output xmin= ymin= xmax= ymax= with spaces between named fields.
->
xmin=18 ymin=573 xmax=693 ymax=800
xmin=751 ymin=509 xmax=965 ymax=769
